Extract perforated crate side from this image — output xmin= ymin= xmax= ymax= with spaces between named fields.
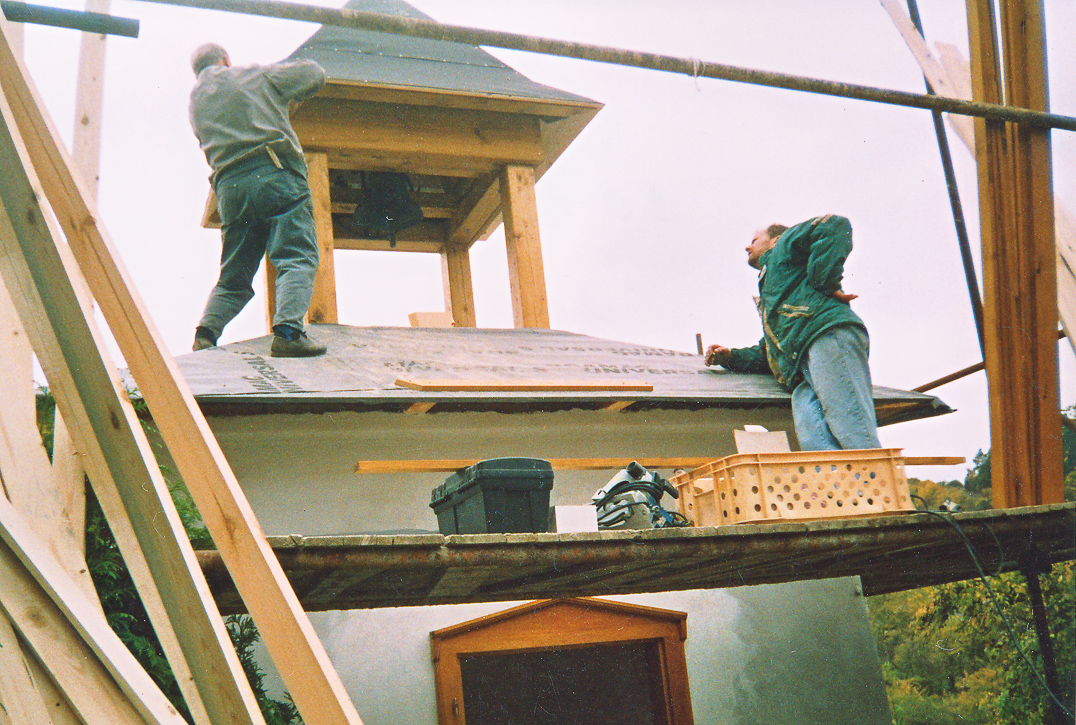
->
xmin=671 ymin=460 xmax=724 ymax=527
xmin=671 ymin=449 xmax=914 ymax=526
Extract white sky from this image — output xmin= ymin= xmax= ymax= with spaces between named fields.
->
xmin=8 ymin=0 xmax=1076 ymax=482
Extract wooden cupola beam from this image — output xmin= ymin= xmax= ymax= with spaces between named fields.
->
xmin=441 ymin=244 xmax=476 ymax=327
xmin=291 ymin=98 xmax=544 ymax=168
xmin=253 ymin=87 xmax=561 ymax=329
xmin=501 ymin=164 xmax=549 ymax=328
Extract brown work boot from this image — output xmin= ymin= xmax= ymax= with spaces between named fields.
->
xmin=270 ymin=330 xmax=326 ymax=358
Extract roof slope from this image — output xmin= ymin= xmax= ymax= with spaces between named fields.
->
xmin=173 ymin=325 xmax=949 ymax=423
xmin=287 ymin=0 xmax=597 ymax=105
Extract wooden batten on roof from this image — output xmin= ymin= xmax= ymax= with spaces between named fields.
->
xmin=201 ymin=0 xmax=601 ymax=330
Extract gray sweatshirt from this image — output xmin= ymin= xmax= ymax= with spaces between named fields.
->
xmin=189 ymin=59 xmax=326 ymax=183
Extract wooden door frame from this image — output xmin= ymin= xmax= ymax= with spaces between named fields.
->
xmin=430 ymin=597 xmax=693 ymax=725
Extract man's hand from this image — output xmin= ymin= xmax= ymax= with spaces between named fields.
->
xmin=832 ymin=289 xmax=858 ymax=303
xmin=705 ymin=344 xmax=731 ymax=367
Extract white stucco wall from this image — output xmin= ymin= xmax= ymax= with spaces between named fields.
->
xmin=204 ymin=407 xmax=795 ymax=535
xmin=251 ymin=580 xmax=892 ymax=725
xmin=199 ymin=406 xmax=892 ymax=724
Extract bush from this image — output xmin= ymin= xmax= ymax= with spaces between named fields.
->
xmin=37 ymin=386 xmax=300 ymax=723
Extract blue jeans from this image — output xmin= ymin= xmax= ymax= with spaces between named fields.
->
xmin=198 ymin=158 xmax=319 ymax=336
xmin=791 ymin=325 xmax=881 ymax=450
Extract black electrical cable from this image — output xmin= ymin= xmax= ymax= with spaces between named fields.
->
xmin=909 ymin=496 xmax=1074 ymax=719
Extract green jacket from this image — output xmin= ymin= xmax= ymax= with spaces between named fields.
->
xmin=723 ymin=215 xmax=867 ymax=390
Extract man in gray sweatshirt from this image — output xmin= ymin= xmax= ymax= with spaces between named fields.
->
xmin=189 ymin=43 xmax=327 ymax=357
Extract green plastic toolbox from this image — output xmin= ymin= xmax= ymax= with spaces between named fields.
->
xmin=430 ymin=458 xmax=554 ymax=534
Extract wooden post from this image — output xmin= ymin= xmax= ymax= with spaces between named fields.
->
xmin=72 ymin=0 xmax=108 ymax=191
xmin=306 ymin=152 xmax=338 ymax=323
xmin=879 ymin=0 xmax=1076 ymax=359
xmin=966 ymin=0 xmax=1062 ymax=507
xmin=441 ymin=245 xmax=476 ymax=327
xmin=264 ymin=155 xmax=333 ymax=329
xmin=499 ymin=164 xmax=549 ymax=328
xmin=45 ymin=0 xmax=112 ymax=607
xmin=0 ymin=29 xmax=364 ymax=725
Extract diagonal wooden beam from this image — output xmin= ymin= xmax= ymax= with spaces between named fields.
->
xmin=46 ymin=0 xmax=111 ymax=607
xmin=448 ymin=175 xmax=500 ymax=247
xmin=0 ymin=25 xmax=363 ymax=725
xmin=0 ymin=88 xmax=257 ymax=725
xmin=0 ymin=279 xmax=96 ymax=604
xmin=7 ymin=643 xmax=82 ymax=725
xmin=0 ymin=610 xmax=59 ymax=725
xmin=0 ymin=497 xmax=184 ymax=725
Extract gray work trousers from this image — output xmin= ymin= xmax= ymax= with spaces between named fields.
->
xmin=198 ymin=157 xmax=319 ymax=337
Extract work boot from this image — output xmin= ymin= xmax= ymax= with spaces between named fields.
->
xmin=270 ymin=325 xmax=326 ymax=358
xmin=192 ymin=326 xmax=218 ymax=351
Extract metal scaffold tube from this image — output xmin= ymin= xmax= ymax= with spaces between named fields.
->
xmin=130 ymin=0 xmax=1076 ymax=130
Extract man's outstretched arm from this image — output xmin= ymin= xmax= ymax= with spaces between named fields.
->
xmin=268 ymin=59 xmax=327 ymax=103
xmin=705 ymin=338 xmax=771 ymax=374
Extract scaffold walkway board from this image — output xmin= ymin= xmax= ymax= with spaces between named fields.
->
xmin=197 ymin=502 xmax=1075 ymax=612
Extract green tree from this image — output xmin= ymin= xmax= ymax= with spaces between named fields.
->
xmin=964 ymin=407 xmax=1076 ymax=495
xmin=35 ymin=386 xmax=302 ymax=724
xmin=873 ymin=563 xmax=1074 ymax=725
xmin=226 ymin=615 xmax=302 ymax=725
xmin=905 ymin=478 xmax=990 ymax=512
xmin=871 ymin=430 xmax=1076 ymax=725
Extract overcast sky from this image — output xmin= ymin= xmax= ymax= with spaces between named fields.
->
xmin=8 ymin=0 xmax=1076 ymax=481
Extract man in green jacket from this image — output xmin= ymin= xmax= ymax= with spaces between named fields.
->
xmin=705 ymin=215 xmax=881 ymax=450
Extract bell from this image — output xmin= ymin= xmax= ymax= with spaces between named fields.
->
xmin=351 ymin=171 xmax=424 ymax=248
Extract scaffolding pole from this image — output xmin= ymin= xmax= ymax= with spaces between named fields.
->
xmin=130 ymin=0 xmax=1076 ymax=131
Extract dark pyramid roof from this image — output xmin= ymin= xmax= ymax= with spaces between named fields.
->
xmin=287 ymin=0 xmax=598 ymax=105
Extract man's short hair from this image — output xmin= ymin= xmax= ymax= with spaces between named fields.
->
xmin=766 ymin=224 xmax=789 ymax=240
xmin=191 ymin=43 xmax=228 ymax=76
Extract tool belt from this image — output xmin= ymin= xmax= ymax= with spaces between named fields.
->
xmin=212 ymin=143 xmax=302 ymax=187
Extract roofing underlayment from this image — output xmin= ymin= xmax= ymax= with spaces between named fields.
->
xmin=172 ymin=325 xmax=950 ymax=424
